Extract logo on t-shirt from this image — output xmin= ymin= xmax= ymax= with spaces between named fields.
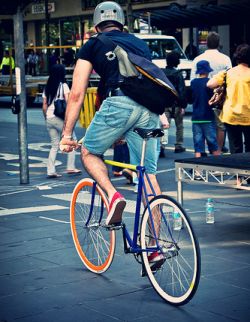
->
xmin=105 ymin=51 xmax=116 ymax=61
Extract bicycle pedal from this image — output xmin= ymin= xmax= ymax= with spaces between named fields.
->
xmin=104 ymin=223 xmax=123 ymax=230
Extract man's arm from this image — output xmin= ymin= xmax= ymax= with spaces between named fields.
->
xmin=61 ymin=59 xmax=93 ymax=150
xmin=207 ymin=77 xmax=219 ymax=89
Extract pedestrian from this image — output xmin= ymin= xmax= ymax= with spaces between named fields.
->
xmin=48 ymin=50 xmax=60 ymax=73
xmin=42 ymin=64 xmax=81 ymax=178
xmin=190 ymin=60 xmax=220 ymax=165
xmin=112 ymin=138 xmax=130 ymax=176
xmin=158 ymin=112 xmax=170 ymax=158
xmin=0 ymin=50 xmax=15 ymax=75
xmin=112 ymin=139 xmax=134 ymax=185
xmin=162 ymin=51 xmax=187 ymax=154
xmin=63 ymin=48 xmax=75 ymax=67
xmin=185 ymin=40 xmax=198 ymax=60
xmin=60 ymin=0 xmax=163 ymax=260
xmin=27 ymin=50 xmax=38 ymax=76
xmin=190 ymin=32 xmax=232 ymax=153
xmin=207 ymin=44 xmax=250 ymax=154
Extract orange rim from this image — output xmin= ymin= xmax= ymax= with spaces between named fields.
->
xmin=71 ymin=179 xmax=115 ymax=272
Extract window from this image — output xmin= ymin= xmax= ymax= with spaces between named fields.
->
xmin=144 ymin=39 xmax=186 ymax=60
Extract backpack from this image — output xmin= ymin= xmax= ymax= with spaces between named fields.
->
xmin=97 ymin=33 xmax=178 ymax=115
xmin=162 ymin=67 xmax=187 ymax=109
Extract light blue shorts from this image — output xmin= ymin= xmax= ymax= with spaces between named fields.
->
xmin=83 ymin=96 xmax=160 ymax=174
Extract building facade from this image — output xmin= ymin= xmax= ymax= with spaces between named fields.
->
xmin=0 ymin=0 xmax=249 ymax=62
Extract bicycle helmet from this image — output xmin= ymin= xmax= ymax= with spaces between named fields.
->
xmin=93 ymin=1 xmax=125 ymax=28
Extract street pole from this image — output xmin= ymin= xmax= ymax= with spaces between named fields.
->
xmin=126 ymin=0 xmax=134 ymax=32
xmin=148 ymin=12 xmax=151 ymax=34
xmin=45 ymin=0 xmax=50 ymax=71
xmin=13 ymin=6 xmax=29 ymax=184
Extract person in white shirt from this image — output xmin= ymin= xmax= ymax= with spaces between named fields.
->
xmin=190 ymin=32 xmax=232 ymax=153
xmin=42 ymin=64 xmax=81 ymax=178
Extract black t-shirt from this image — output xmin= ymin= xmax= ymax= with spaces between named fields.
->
xmin=191 ymin=77 xmax=214 ymax=121
xmin=78 ymin=30 xmax=151 ymax=96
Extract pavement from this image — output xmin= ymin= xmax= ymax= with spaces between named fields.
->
xmin=0 ymin=105 xmax=249 ymax=322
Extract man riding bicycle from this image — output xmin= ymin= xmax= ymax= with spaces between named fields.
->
xmin=60 ymin=1 xmax=162 ymax=232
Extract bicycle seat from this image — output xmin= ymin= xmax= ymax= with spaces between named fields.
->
xmin=134 ymin=128 xmax=164 ymax=139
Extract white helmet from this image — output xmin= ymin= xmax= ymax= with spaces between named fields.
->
xmin=93 ymin=1 xmax=125 ymax=28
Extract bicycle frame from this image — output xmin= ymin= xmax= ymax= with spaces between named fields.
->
xmin=104 ymin=139 xmax=162 ymax=255
xmin=79 ymin=135 xmax=166 ymax=255
xmin=121 ymin=164 xmax=160 ymax=254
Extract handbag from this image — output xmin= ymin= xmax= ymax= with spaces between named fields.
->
xmin=54 ymin=83 xmax=67 ymax=119
xmin=208 ymin=72 xmax=227 ymax=110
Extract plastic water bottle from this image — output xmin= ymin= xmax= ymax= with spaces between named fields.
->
xmin=173 ymin=209 xmax=182 ymax=230
xmin=206 ymin=198 xmax=215 ymax=224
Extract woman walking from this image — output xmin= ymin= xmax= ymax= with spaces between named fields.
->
xmin=42 ymin=64 xmax=81 ymax=178
xmin=207 ymin=44 xmax=250 ymax=154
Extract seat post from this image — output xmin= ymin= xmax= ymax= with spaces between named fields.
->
xmin=140 ymin=139 xmax=147 ymax=167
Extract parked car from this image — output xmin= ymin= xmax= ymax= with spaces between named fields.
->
xmin=134 ymin=33 xmax=192 ymax=87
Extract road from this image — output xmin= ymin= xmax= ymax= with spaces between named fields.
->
xmin=0 ymin=103 xmax=249 ymax=321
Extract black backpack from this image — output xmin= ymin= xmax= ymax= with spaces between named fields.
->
xmin=97 ymin=33 xmax=178 ymax=115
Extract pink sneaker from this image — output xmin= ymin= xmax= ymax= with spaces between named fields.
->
xmin=141 ymin=251 xmax=166 ymax=277
xmin=106 ymin=192 xmax=126 ymax=225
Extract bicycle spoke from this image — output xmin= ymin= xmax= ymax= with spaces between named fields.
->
xmin=140 ymin=195 xmax=200 ymax=305
xmin=70 ymin=179 xmax=115 ymax=273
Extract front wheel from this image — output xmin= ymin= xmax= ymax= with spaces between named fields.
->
xmin=140 ymin=195 xmax=201 ymax=305
xmin=70 ymin=178 xmax=116 ymax=274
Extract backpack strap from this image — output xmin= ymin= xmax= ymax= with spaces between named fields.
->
xmin=96 ymin=33 xmax=128 ymax=92
xmin=96 ymin=33 xmax=117 ymax=50
xmin=56 ymin=82 xmax=64 ymax=100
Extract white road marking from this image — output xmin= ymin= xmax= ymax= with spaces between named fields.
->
xmin=157 ymin=168 xmax=175 ymax=174
xmin=0 ymin=188 xmax=37 ymax=197
xmin=0 ymin=205 xmax=68 ymax=216
xmin=0 ymin=152 xmax=60 ymax=168
xmin=37 ymin=185 xmax=52 ymax=190
xmin=43 ymin=193 xmax=72 ymax=202
xmin=39 ymin=216 xmax=70 ymax=224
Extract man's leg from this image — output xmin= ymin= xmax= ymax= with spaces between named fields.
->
xmin=226 ymin=124 xmax=243 ymax=154
xmin=174 ymin=107 xmax=185 ymax=152
xmin=144 ymin=174 xmax=162 ymax=244
xmin=81 ymin=147 xmax=116 ymax=199
xmin=160 ymin=109 xmax=171 ymax=157
xmin=242 ymin=125 xmax=250 ymax=152
xmin=214 ymin=108 xmax=225 ymax=152
xmin=81 ymin=147 xmax=126 ymax=225
xmin=205 ymin=122 xmax=220 ymax=156
xmin=217 ymin=127 xmax=225 ymax=151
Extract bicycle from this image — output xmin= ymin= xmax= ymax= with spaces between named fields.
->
xmin=70 ymin=128 xmax=201 ymax=306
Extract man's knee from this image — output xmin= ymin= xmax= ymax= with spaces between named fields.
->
xmin=81 ymin=146 xmax=103 ymax=161
xmin=81 ymin=146 xmax=90 ymax=157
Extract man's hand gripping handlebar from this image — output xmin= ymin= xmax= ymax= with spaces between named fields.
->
xmin=59 ymin=136 xmax=83 ymax=153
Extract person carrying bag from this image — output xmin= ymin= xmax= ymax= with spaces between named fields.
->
xmin=42 ymin=64 xmax=81 ymax=178
xmin=207 ymin=44 xmax=250 ymax=154
xmin=54 ymin=82 xmax=67 ymax=120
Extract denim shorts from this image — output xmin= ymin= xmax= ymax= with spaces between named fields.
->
xmin=83 ymin=96 xmax=160 ymax=174
xmin=192 ymin=122 xmax=218 ymax=153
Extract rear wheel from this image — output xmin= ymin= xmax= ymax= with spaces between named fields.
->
xmin=140 ymin=195 xmax=200 ymax=305
xmin=70 ymin=178 xmax=116 ymax=273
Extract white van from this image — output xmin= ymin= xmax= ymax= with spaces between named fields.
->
xmin=134 ymin=33 xmax=192 ymax=86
